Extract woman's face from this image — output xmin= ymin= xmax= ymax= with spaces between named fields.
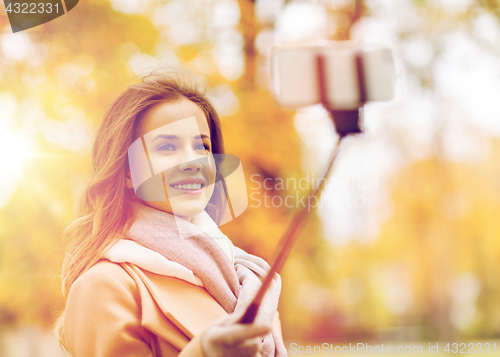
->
xmin=127 ymin=97 xmax=216 ymax=222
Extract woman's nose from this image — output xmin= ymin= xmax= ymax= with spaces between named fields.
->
xmin=178 ymin=159 xmax=203 ymax=172
xmin=177 ymin=150 xmax=203 ymax=172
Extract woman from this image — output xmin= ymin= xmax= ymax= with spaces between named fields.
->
xmin=54 ymin=67 xmax=286 ymax=357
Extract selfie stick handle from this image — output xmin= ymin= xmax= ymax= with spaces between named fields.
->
xmin=239 ymin=51 xmax=364 ymax=324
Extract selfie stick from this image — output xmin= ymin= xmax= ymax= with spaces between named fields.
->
xmin=239 ymin=52 xmax=365 ymax=324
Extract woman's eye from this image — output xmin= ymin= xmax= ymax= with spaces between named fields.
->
xmin=158 ymin=143 xmax=176 ymax=151
xmin=195 ymin=143 xmax=211 ymax=152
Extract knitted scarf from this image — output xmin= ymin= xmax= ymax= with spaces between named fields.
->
xmin=125 ymin=202 xmax=287 ymax=357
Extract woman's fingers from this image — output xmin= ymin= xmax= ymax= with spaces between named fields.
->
xmin=219 ymin=324 xmax=271 ymax=346
xmin=228 ymin=336 xmax=264 ymax=356
xmin=205 ymin=323 xmax=270 ymax=356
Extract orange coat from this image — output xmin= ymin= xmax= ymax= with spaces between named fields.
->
xmin=63 ymin=259 xmax=284 ymax=356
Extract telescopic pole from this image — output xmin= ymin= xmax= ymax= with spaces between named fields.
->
xmin=239 ymin=136 xmax=345 ymax=323
xmin=239 ymin=51 xmax=364 ymax=324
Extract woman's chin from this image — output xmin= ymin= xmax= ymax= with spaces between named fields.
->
xmin=170 ymin=206 xmax=205 ymax=220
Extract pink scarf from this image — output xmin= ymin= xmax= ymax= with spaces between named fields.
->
xmin=125 ymin=202 xmax=287 ymax=357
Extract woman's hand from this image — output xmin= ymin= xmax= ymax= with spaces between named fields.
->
xmin=201 ymin=311 xmax=271 ymax=357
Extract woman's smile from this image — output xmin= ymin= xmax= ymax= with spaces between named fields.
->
xmin=169 ymin=176 xmax=206 ymax=195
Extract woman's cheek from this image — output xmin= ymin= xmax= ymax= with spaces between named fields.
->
xmin=206 ymin=184 xmax=215 ymax=203
xmin=205 ymin=166 xmax=216 ymax=196
xmin=151 ymin=155 xmax=177 ymax=174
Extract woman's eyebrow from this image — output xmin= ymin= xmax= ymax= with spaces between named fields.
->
xmin=152 ymin=134 xmax=179 ymax=144
xmin=151 ymin=134 xmax=210 ymax=144
xmin=195 ymin=134 xmax=211 ymax=140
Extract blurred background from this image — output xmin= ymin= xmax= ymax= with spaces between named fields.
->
xmin=1 ymin=0 xmax=500 ymax=355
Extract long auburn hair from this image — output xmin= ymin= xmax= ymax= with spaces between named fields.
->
xmin=54 ymin=66 xmax=226 ymax=351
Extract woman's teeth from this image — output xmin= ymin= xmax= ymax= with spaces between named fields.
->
xmin=171 ymin=183 xmax=202 ymax=190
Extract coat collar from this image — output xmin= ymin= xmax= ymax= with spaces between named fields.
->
xmin=119 ymin=262 xmax=227 ymax=344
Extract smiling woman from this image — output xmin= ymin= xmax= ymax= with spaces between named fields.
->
xmin=54 ymin=66 xmax=286 ymax=357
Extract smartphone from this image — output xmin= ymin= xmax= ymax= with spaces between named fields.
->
xmin=271 ymin=42 xmax=395 ymax=110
